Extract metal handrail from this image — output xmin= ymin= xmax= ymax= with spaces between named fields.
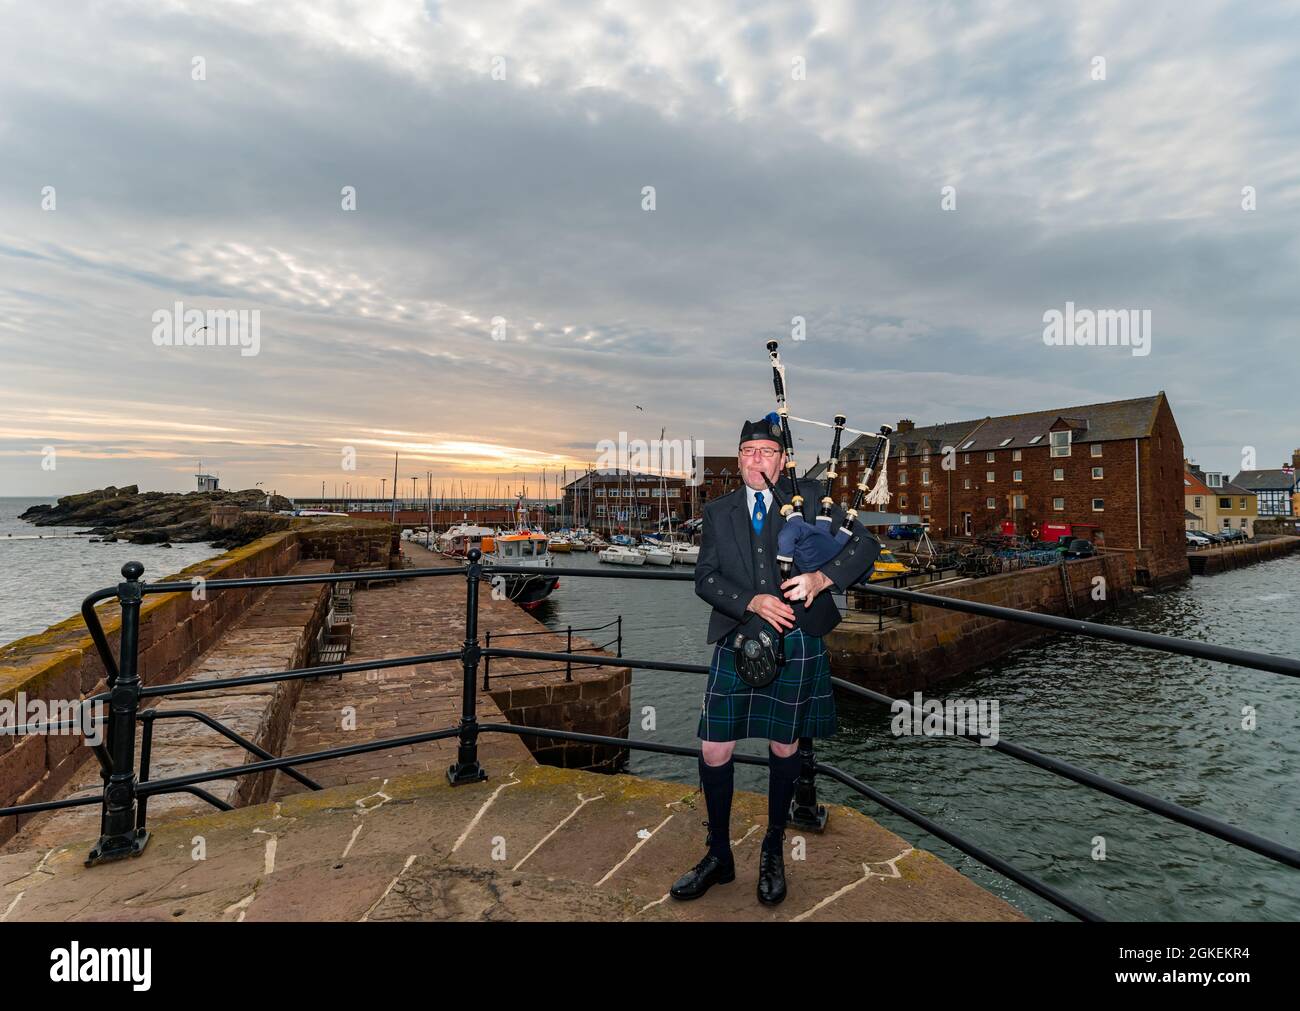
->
xmin=2 ymin=549 xmax=1297 ymax=921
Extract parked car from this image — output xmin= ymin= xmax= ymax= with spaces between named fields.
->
xmin=887 ymin=524 xmax=924 ymax=540
xmin=1063 ymin=538 xmax=1095 ymax=559
xmin=1185 ymin=530 xmax=1211 ymax=547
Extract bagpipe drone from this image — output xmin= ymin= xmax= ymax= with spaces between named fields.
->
xmin=762 ymin=339 xmax=893 ymax=580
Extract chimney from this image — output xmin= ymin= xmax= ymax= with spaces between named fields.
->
xmin=897 ymin=419 xmax=915 ymax=434
xmin=1292 ymin=449 xmax=1300 ymax=471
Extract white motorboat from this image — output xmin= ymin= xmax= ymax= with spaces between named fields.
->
xmin=599 ymin=546 xmax=646 ymax=566
xmin=670 ymin=542 xmax=700 ymax=564
xmin=639 ymin=545 xmax=673 ymax=566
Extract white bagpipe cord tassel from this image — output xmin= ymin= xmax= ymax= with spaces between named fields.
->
xmin=863 ymin=436 xmax=891 ymax=507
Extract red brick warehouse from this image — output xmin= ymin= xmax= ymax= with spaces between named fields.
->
xmin=829 ymin=394 xmax=1187 ymax=586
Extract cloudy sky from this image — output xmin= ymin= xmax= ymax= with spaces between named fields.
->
xmin=2 ymin=0 xmax=1297 ymax=498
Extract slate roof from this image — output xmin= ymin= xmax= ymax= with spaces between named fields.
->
xmin=1231 ymin=470 xmax=1296 ymax=491
xmin=839 ymin=394 xmax=1166 ymax=460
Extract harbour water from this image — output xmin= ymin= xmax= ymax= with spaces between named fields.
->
xmin=529 ymin=550 xmax=1300 ymax=922
xmin=0 ymin=497 xmax=223 ymax=643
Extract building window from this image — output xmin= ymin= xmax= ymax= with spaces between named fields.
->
xmin=963 ymin=453 xmax=971 ymax=464
xmin=638 ymin=487 xmax=650 ymax=498
xmin=922 ymin=469 xmax=931 ymax=485
xmin=1241 ymin=517 xmax=1248 ymax=527
xmin=986 ymin=452 xmax=995 ymax=463
xmin=596 ymin=504 xmax=606 ymax=517
xmin=1050 ymin=430 xmax=1071 ymax=457
xmin=1206 ymin=473 xmax=1222 ymax=488
xmin=1092 ymin=467 xmax=1103 ymax=479
xmin=986 ymin=497 xmax=995 ymax=509
xmin=899 ymin=493 xmax=908 ymax=508
xmin=1240 ymin=497 xmax=1247 ymax=510
xmin=986 ymin=471 xmax=995 ymax=482
xmin=1194 ymin=496 xmax=1202 ymax=508
xmin=1053 ymin=468 xmax=1065 ymax=481
xmin=922 ymin=450 xmax=931 ymax=462
xmin=899 ymin=471 xmax=908 ymax=485
xmin=1012 ymin=494 xmax=1026 ymax=510
xmin=1013 ymin=470 xmax=1023 ymax=482
xmin=1012 ymin=450 xmax=1022 ymax=461
xmin=961 ymin=440 xmax=975 ymax=450
xmin=1091 ymin=444 xmax=1103 ymax=458
xmin=1219 ymin=497 xmax=1231 ymax=510
xmin=1092 ymin=498 xmax=1104 ymax=511
xmin=1053 ymin=497 xmax=1065 ymax=511
xmin=1028 ymin=435 xmax=1043 ymax=445
xmin=922 ymin=494 xmax=931 ymax=509
xmin=999 ymin=438 xmax=1012 ymax=448
xmin=595 ymin=487 xmax=605 ymax=497
xmin=963 ymin=478 xmax=971 ymax=490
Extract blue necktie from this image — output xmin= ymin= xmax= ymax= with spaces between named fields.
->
xmin=752 ymin=492 xmax=766 ymax=534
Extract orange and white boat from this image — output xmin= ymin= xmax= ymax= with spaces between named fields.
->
xmin=483 ymin=496 xmax=559 ymax=609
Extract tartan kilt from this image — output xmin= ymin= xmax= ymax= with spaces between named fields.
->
xmin=697 ymin=627 xmax=837 ymax=744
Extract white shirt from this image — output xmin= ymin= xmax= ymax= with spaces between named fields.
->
xmin=745 ymin=486 xmax=773 ymax=521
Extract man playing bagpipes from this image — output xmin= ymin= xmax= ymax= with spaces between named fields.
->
xmin=670 ymin=342 xmax=889 ymax=906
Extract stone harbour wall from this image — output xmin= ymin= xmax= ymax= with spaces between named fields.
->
xmin=0 ymin=520 xmax=398 ymax=842
xmin=827 ymin=554 xmax=1136 ymax=695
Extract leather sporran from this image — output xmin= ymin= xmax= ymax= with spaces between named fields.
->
xmin=730 ymin=615 xmax=785 ymax=689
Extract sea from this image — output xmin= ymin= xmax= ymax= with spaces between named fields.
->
xmin=0 ymin=497 xmax=223 ymax=644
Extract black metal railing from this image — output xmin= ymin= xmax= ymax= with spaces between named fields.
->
xmin=483 ymin=617 xmax=622 ymax=686
xmin=3 ymin=551 xmax=1299 ymax=923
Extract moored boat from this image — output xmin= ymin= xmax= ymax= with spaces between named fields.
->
xmin=599 ymin=546 xmax=646 ymax=566
xmin=483 ymin=496 xmax=560 ymax=608
xmin=639 ymin=545 xmax=673 ymax=566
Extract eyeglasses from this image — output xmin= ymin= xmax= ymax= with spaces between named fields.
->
xmin=739 ymin=447 xmax=780 ymax=459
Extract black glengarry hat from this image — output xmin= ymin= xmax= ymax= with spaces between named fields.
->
xmin=739 ymin=411 xmax=784 ymax=448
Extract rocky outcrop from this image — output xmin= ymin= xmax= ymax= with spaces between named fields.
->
xmin=18 ymin=485 xmax=295 ymax=548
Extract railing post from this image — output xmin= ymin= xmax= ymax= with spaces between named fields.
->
xmin=448 ymin=549 xmax=488 ymax=785
xmin=788 ymin=735 xmax=828 ymax=832
xmin=616 ymin=615 xmax=623 ymax=658
xmin=87 ymin=561 xmax=149 ymax=865
xmin=483 ymin=630 xmax=491 ymax=690
xmin=566 ymin=626 xmax=573 ymax=682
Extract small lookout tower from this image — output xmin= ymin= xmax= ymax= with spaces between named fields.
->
xmin=195 ymin=461 xmax=220 ymax=493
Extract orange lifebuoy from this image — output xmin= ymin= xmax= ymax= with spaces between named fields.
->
xmin=1030 ymin=527 xmax=1040 ymax=540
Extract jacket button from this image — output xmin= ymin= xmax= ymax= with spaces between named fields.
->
xmin=760 ymin=579 xmax=766 ymax=584
xmin=757 ymin=547 xmax=763 ymax=553
xmin=853 ymin=535 xmax=860 ymax=542
xmin=834 ymin=560 xmax=841 ymax=566
xmin=708 ymin=576 xmax=715 ymax=583
xmin=731 ymin=593 xmax=738 ymax=598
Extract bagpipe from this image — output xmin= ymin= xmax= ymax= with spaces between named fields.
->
xmin=762 ymin=338 xmax=892 ymax=579
xmin=731 ymin=340 xmax=893 ymax=689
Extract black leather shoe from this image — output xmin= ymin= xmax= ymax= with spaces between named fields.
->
xmin=669 ymin=822 xmax=735 ymax=900
xmin=757 ymin=831 xmax=787 ymax=906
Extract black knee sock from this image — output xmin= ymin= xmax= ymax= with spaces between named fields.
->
xmin=699 ymin=754 xmax=734 ymax=860
xmin=765 ymin=751 xmax=802 ymax=849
